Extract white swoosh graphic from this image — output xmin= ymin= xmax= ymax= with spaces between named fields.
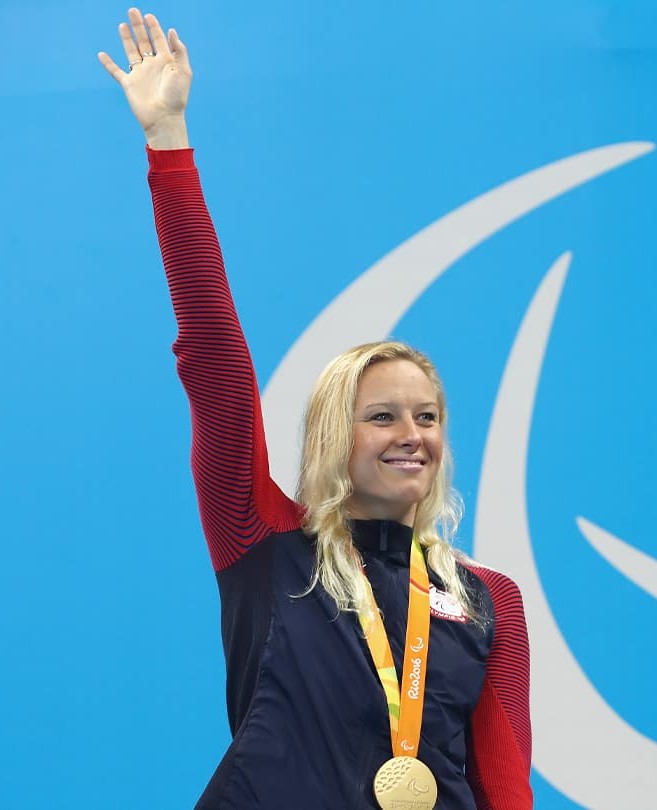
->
xmin=577 ymin=516 xmax=657 ymax=599
xmin=263 ymin=142 xmax=654 ymax=495
xmin=474 ymin=253 xmax=657 ymax=807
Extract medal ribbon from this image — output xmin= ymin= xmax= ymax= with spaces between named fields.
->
xmin=358 ymin=536 xmax=430 ymax=758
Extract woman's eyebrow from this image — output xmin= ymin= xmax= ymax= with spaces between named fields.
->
xmin=362 ymin=400 xmax=438 ymax=409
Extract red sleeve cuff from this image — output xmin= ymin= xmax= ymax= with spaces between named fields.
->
xmin=146 ymin=145 xmax=196 ymax=172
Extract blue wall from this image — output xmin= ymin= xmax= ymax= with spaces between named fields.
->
xmin=2 ymin=2 xmax=656 ymax=807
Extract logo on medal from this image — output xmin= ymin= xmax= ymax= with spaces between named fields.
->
xmin=410 ymin=637 xmax=424 ymax=653
xmin=407 ymin=778 xmax=430 ymax=796
xmin=373 ymin=756 xmax=438 ymax=809
xmin=400 ymin=740 xmax=415 ymax=752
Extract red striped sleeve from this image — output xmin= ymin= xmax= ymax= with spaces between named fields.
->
xmin=465 ymin=566 xmax=533 ymax=809
xmin=147 ymin=147 xmax=301 ymax=571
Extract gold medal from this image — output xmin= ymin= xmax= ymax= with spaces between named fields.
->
xmin=373 ymin=756 xmax=438 ymax=809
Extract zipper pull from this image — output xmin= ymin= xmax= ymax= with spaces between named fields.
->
xmin=379 ymin=521 xmax=388 ymax=552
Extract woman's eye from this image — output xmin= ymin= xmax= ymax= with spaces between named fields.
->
xmin=418 ymin=412 xmax=438 ymax=423
xmin=371 ymin=412 xmax=393 ymax=422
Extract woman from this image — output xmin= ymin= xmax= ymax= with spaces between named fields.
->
xmin=99 ymin=10 xmax=532 ymax=809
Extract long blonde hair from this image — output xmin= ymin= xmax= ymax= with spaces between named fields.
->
xmin=296 ymin=341 xmax=474 ymax=618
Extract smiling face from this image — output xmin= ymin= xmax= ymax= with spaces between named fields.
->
xmin=347 ymin=359 xmax=443 ymax=526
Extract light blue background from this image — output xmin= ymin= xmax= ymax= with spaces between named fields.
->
xmin=2 ymin=1 xmax=656 ymax=807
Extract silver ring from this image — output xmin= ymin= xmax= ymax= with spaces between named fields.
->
xmin=142 ymin=51 xmax=155 ymax=57
xmin=128 ymin=59 xmax=142 ymax=71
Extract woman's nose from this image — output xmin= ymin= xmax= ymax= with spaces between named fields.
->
xmin=395 ymin=416 xmax=421 ymax=447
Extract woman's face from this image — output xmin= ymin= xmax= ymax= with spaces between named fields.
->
xmin=347 ymin=359 xmax=443 ymax=526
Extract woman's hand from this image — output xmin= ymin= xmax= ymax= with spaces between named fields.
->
xmin=98 ymin=7 xmax=192 ymax=148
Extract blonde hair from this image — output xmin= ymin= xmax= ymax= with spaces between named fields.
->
xmin=296 ymin=341 xmax=475 ymax=619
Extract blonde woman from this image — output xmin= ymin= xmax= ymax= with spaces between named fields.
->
xmin=99 ymin=10 xmax=532 ymax=809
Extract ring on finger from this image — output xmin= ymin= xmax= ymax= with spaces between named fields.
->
xmin=142 ymin=51 xmax=155 ymax=57
xmin=128 ymin=59 xmax=142 ymax=71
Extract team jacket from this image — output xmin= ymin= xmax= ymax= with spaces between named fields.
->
xmin=147 ymin=146 xmax=533 ymax=810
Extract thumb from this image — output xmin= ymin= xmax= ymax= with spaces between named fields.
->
xmin=169 ymin=28 xmax=191 ymax=70
xmin=169 ymin=28 xmax=186 ymax=56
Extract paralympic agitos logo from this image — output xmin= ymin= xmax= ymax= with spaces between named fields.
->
xmin=261 ymin=142 xmax=657 ymax=809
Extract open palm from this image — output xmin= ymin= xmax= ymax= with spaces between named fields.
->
xmin=98 ymin=8 xmax=192 ymax=135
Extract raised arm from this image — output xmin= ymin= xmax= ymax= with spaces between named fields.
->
xmin=98 ymin=9 xmax=300 ymax=570
xmin=465 ymin=567 xmax=533 ymax=809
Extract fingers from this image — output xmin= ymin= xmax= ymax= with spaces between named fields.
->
xmin=143 ymin=12 xmax=169 ymax=55
xmin=127 ymin=8 xmax=155 ymax=56
xmin=98 ymin=9 xmax=188 ymax=85
xmin=97 ymin=51 xmax=127 ymax=85
xmin=118 ymin=20 xmax=143 ymax=64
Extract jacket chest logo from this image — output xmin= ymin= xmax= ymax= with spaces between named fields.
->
xmin=429 ymin=584 xmax=468 ymax=623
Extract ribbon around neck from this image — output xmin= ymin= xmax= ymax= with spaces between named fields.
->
xmin=358 ymin=536 xmax=430 ymax=757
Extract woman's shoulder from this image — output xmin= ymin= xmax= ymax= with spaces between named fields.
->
xmin=460 ymin=555 xmax=522 ymax=590
xmin=456 ymin=553 xmax=526 ymax=618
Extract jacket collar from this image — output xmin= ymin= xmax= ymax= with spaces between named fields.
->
xmin=350 ymin=519 xmax=413 ymax=560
